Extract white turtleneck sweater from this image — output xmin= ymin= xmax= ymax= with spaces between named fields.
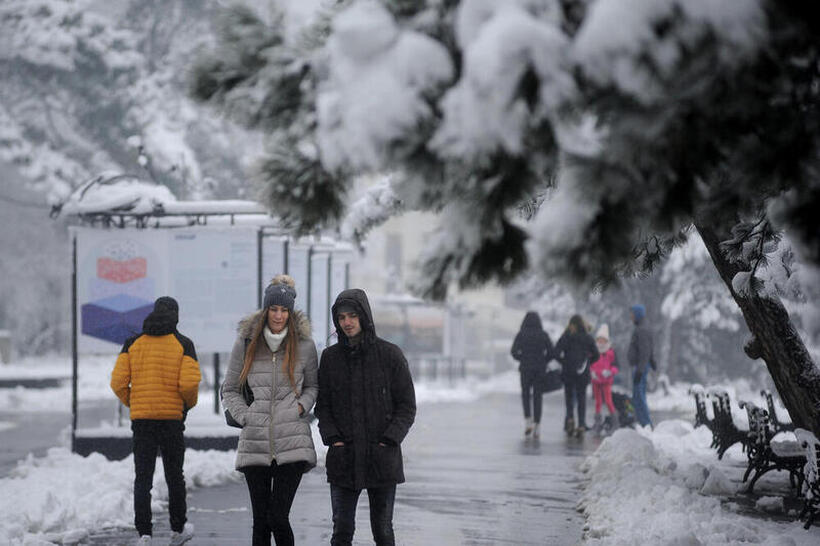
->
xmin=263 ymin=326 xmax=288 ymax=355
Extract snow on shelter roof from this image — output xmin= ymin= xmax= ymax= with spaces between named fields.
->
xmin=54 ymin=173 xmax=271 ymax=227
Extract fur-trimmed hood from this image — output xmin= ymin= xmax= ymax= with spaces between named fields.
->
xmin=237 ymin=308 xmax=312 ymax=342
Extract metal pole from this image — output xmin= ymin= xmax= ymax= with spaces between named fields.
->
xmin=213 ymin=352 xmax=220 ymax=415
xmin=327 ymin=255 xmax=333 ymax=341
xmin=257 ymin=230 xmax=263 ymax=308
xmin=71 ymin=233 xmax=78 ymax=453
xmin=306 ymin=246 xmax=313 ymax=319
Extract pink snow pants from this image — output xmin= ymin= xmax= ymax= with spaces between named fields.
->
xmin=593 ymin=383 xmax=616 ymax=415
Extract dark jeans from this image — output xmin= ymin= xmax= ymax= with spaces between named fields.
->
xmin=632 ymin=369 xmax=653 ymax=427
xmin=563 ymin=378 xmax=588 ymax=428
xmin=330 ymin=484 xmax=396 ymax=546
xmin=243 ymin=462 xmax=304 ymax=546
xmin=132 ymin=419 xmax=187 ymax=537
xmin=520 ymin=369 xmax=543 ymax=423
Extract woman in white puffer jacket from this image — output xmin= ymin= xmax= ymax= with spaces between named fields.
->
xmin=222 ymin=274 xmax=318 ymax=546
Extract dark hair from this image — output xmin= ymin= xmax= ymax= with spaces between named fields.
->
xmin=566 ymin=314 xmax=588 ymax=334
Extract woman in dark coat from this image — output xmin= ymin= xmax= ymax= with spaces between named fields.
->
xmin=510 ymin=311 xmax=553 ymax=438
xmin=554 ymin=314 xmax=598 ymax=436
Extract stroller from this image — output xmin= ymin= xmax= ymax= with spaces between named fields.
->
xmin=603 ymin=384 xmax=636 ymax=433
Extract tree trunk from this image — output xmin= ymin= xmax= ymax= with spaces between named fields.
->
xmin=695 ymin=221 xmax=820 ymax=438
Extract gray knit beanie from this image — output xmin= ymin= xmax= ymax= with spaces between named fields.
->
xmin=263 ymin=274 xmax=297 ymax=311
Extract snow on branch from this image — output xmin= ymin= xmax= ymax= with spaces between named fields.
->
xmin=340 ymin=176 xmax=403 ymax=245
xmin=432 ymin=1 xmax=573 ymax=161
xmin=316 ymin=0 xmax=453 ymax=172
xmin=572 ymin=0 xmax=765 ymax=104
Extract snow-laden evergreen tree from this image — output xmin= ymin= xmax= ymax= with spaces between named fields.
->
xmin=191 ymin=0 xmax=820 ymax=434
xmin=0 ymin=0 xmax=263 ymax=354
xmin=659 ymin=234 xmax=756 ymax=383
xmin=0 ymin=0 xmax=255 ymax=203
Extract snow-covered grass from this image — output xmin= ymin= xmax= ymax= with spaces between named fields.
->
xmin=0 ymin=354 xmax=113 ymax=413
xmin=579 ymin=421 xmax=819 ymax=545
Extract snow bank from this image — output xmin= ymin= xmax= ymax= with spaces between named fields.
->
xmin=0 ymin=448 xmax=239 ymax=545
xmin=580 ymin=421 xmax=819 ymax=544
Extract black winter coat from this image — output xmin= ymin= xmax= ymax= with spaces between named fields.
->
xmin=510 ymin=312 xmax=553 ymax=373
xmin=554 ymin=330 xmax=598 ymax=384
xmin=315 ymin=289 xmax=417 ymax=490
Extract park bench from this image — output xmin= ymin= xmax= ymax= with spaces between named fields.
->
xmin=689 ymin=386 xmax=716 ymax=446
xmin=794 ymin=428 xmax=820 ymax=529
xmin=707 ymin=389 xmax=750 ymax=459
xmin=760 ymin=389 xmax=795 ymax=433
xmin=738 ymin=400 xmax=805 ymax=494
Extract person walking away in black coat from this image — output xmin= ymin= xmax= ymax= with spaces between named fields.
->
xmin=554 ymin=314 xmax=598 ymax=437
xmin=510 ymin=311 xmax=553 ymax=438
xmin=628 ymin=304 xmax=654 ymax=428
xmin=315 ymin=288 xmax=416 ymax=546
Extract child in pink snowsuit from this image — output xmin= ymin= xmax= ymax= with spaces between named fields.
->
xmin=590 ymin=324 xmax=618 ymax=427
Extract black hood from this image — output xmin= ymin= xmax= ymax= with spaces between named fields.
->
xmin=520 ymin=311 xmax=543 ymax=331
xmin=143 ymin=296 xmax=179 ymax=336
xmin=332 ymin=288 xmax=375 ymax=344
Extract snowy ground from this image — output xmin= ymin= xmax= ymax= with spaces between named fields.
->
xmin=0 ymin=355 xmax=521 ymax=545
xmin=1 ymin=355 xmax=811 ymax=544
xmin=579 ymin=422 xmax=818 ymax=545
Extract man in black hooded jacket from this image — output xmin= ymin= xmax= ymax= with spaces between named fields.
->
xmin=315 ymin=288 xmax=416 ymax=546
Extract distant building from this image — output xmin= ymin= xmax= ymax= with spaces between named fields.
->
xmin=348 ymin=210 xmax=522 ymax=377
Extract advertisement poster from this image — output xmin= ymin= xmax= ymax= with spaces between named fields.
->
xmin=168 ymin=228 xmax=258 ymax=352
xmin=74 ymin=227 xmax=257 ymax=354
xmin=74 ymin=227 xmax=349 ymax=355
xmin=76 ymin=228 xmax=166 ymax=354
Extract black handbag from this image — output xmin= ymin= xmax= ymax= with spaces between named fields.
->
xmin=538 ymin=369 xmax=563 ymax=394
xmin=223 ymin=381 xmax=254 ymax=428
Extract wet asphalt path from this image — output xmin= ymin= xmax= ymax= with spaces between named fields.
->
xmin=90 ymin=390 xmax=600 ymax=545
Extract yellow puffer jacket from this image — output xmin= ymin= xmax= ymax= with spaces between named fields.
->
xmin=111 ymin=331 xmax=201 ymax=420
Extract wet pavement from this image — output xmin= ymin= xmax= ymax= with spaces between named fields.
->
xmin=89 ymin=391 xmax=601 ymax=545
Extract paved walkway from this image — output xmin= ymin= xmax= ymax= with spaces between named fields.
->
xmin=90 ymin=391 xmax=600 ymax=545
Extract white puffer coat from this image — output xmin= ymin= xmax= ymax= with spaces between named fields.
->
xmin=222 ymin=309 xmax=318 ymax=470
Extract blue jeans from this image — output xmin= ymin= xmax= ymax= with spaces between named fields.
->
xmin=330 ymin=484 xmax=396 ymax=545
xmin=632 ymin=369 xmax=652 ymax=427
